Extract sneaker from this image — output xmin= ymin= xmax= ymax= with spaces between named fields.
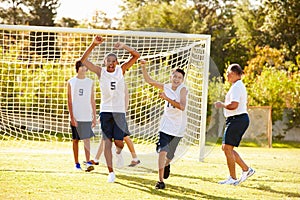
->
xmin=155 ymin=181 xmax=165 ymax=189
xmin=163 ymin=164 xmax=170 ymax=179
xmin=115 ymin=152 xmax=124 ymax=168
xmin=238 ymin=167 xmax=255 ymax=184
xmin=107 ymin=172 xmax=116 ymax=183
xmin=128 ymin=160 xmax=140 ymax=167
xmin=85 ymin=161 xmax=95 ymax=172
xmin=218 ymin=176 xmax=239 ymax=185
xmin=84 ymin=160 xmax=99 ymax=165
xmin=75 ymin=163 xmax=82 ymax=171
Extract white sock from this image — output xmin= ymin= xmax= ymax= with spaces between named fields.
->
xmin=132 ymin=158 xmax=139 ymax=162
xmin=94 ymin=158 xmax=99 ymax=162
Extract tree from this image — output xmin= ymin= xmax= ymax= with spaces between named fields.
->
xmin=56 ymin=17 xmax=79 ymax=28
xmin=259 ymin=0 xmax=300 ymax=63
xmin=120 ymin=0 xmax=194 ymax=33
xmin=24 ymin=0 xmax=60 ymax=26
xmin=0 ymin=0 xmax=30 ymax=24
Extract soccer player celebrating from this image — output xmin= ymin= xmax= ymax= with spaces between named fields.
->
xmin=140 ymin=60 xmax=188 ymax=189
xmin=79 ymin=35 xmax=140 ymax=183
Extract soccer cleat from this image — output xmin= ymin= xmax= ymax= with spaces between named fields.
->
xmin=163 ymin=164 xmax=170 ymax=179
xmin=115 ymin=152 xmax=124 ymax=168
xmin=238 ymin=167 xmax=255 ymax=184
xmin=75 ymin=163 xmax=82 ymax=171
xmin=107 ymin=172 xmax=116 ymax=183
xmin=85 ymin=161 xmax=94 ymax=172
xmin=155 ymin=181 xmax=165 ymax=189
xmin=128 ymin=160 xmax=141 ymax=167
xmin=218 ymin=176 xmax=239 ymax=185
xmin=90 ymin=160 xmax=99 ymax=165
xmin=84 ymin=160 xmax=99 ymax=165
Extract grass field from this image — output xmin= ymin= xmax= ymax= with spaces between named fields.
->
xmin=0 ymin=140 xmax=299 ymax=200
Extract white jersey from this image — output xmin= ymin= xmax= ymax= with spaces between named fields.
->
xmin=224 ymin=80 xmax=248 ymax=117
xmin=100 ymin=66 xmax=125 ymax=113
xmin=159 ymin=83 xmax=188 ymax=137
xmin=68 ymin=77 xmax=93 ymax=121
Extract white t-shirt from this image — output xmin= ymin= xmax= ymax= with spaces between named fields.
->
xmin=69 ymin=77 xmax=93 ymax=121
xmin=224 ymin=80 xmax=248 ymax=117
xmin=100 ymin=66 xmax=125 ymax=113
xmin=159 ymin=83 xmax=188 ymax=137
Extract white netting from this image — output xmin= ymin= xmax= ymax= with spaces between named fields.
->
xmin=0 ymin=25 xmax=210 ymax=170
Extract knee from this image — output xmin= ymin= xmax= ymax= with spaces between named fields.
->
xmin=114 ymin=140 xmax=124 ymax=149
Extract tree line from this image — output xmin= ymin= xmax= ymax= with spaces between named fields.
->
xmin=0 ymin=0 xmax=299 ymax=132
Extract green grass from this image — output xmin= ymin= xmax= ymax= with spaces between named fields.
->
xmin=0 ymin=140 xmax=300 ymax=200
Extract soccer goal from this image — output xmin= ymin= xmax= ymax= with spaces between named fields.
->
xmin=0 ymin=24 xmax=211 ymax=165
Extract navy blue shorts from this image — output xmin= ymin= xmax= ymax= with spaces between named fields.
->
xmin=223 ymin=113 xmax=249 ymax=147
xmin=100 ymin=112 xmax=126 ymax=141
xmin=156 ymin=131 xmax=182 ymax=160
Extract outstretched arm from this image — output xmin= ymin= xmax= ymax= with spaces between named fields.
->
xmin=140 ymin=60 xmax=164 ymax=90
xmin=80 ymin=36 xmax=104 ymax=78
xmin=114 ymin=42 xmax=140 ymax=74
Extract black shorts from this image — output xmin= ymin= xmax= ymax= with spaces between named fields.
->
xmin=100 ymin=112 xmax=126 ymax=141
xmin=223 ymin=113 xmax=249 ymax=147
xmin=156 ymin=131 xmax=182 ymax=160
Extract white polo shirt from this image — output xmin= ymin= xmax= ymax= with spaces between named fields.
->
xmin=224 ymin=80 xmax=248 ymax=117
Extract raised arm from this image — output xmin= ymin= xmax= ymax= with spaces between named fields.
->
xmin=114 ymin=42 xmax=140 ymax=74
xmin=140 ymin=60 xmax=164 ymax=90
xmin=80 ymin=36 xmax=104 ymax=78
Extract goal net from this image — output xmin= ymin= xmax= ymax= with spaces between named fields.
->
xmin=0 ymin=25 xmax=211 ymax=169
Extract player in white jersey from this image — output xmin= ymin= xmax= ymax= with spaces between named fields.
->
xmin=215 ymin=63 xmax=255 ymax=185
xmin=67 ymin=60 xmax=97 ymax=172
xmin=79 ymin=35 xmax=140 ymax=182
xmin=140 ymin=60 xmax=188 ymax=190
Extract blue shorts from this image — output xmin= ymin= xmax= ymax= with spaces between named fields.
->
xmin=100 ymin=112 xmax=126 ymax=141
xmin=156 ymin=131 xmax=182 ymax=160
xmin=223 ymin=113 xmax=249 ymax=147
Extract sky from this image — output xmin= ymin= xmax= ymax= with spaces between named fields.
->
xmin=56 ymin=0 xmax=123 ymax=21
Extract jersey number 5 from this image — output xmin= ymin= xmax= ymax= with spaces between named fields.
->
xmin=111 ymin=82 xmax=116 ymax=90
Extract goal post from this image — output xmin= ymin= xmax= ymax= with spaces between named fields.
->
xmin=0 ymin=24 xmax=211 ymax=163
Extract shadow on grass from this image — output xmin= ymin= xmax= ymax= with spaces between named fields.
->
xmin=115 ymin=174 xmax=241 ymax=200
xmin=241 ymin=181 xmax=300 ymax=198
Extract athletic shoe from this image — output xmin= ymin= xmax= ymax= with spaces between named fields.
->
xmin=155 ymin=181 xmax=165 ymax=189
xmin=85 ymin=161 xmax=94 ymax=172
xmin=107 ymin=172 xmax=116 ymax=183
xmin=163 ymin=164 xmax=170 ymax=179
xmin=84 ymin=160 xmax=99 ymax=165
xmin=75 ymin=163 xmax=82 ymax=171
xmin=90 ymin=160 xmax=99 ymax=165
xmin=238 ymin=167 xmax=255 ymax=184
xmin=115 ymin=152 xmax=124 ymax=168
xmin=128 ymin=160 xmax=140 ymax=167
xmin=218 ymin=176 xmax=239 ymax=185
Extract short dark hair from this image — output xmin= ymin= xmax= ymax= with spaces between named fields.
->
xmin=75 ymin=60 xmax=83 ymax=73
xmin=173 ymin=68 xmax=185 ymax=78
xmin=228 ymin=63 xmax=243 ymax=75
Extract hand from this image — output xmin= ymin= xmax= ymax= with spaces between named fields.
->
xmin=70 ymin=119 xmax=78 ymax=127
xmin=94 ymin=35 xmax=104 ymax=45
xmin=114 ymin=42 xmax=125 ymax=50
xmin=214 ymin=101 xmax=224 ymax=109
xmin=140 ymin=59 xmax=147 ymax=67
xmin=92 ymin=119 xmax=96 ymax=128
xmin=159 ymin=92 xmax=168 ymax=100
